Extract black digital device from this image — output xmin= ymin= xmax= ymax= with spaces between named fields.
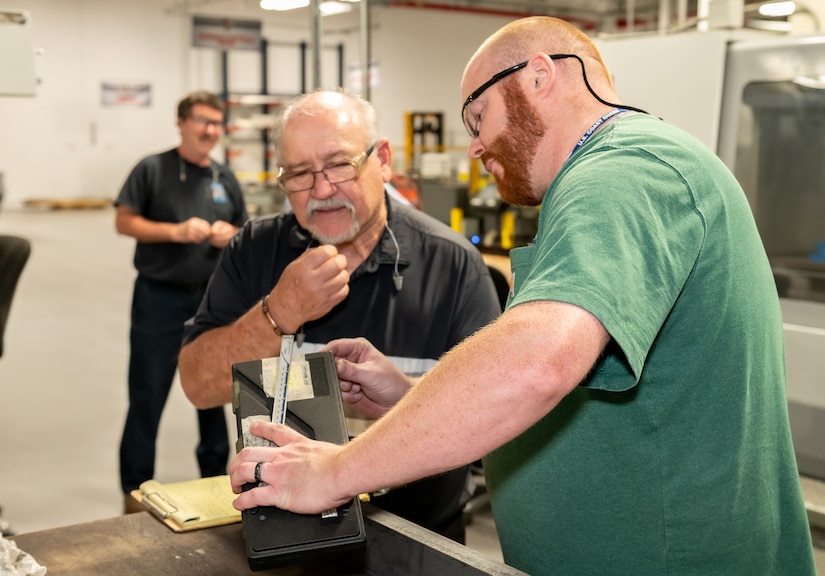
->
xmin=231 ymin=351 xmax=366 ymax=571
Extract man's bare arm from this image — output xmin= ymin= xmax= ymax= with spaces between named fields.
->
xmin=179 ymin=245 xmax=351 ymax=409
xmin=115 ymin=205 xmax=212 ymax=244
xmin=179 ymin=301 xmax=283 ymax=408
xmin=230 ymin=300 xmax=610 ymax=512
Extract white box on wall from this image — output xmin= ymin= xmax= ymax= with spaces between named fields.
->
xmin=0 ymin=10 xmax=37 ymax=97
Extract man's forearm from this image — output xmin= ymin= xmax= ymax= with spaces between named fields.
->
xmin=116 ymin=210 xmax=177 ymax=243
xmin=179 ymin=304 xmax=282 ymax=409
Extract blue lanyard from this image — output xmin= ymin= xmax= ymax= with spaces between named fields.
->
xmin=568 ymin=108 xmax=626 ymax=158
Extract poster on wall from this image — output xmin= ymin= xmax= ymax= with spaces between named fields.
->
xmin=192 ymin=16 xmax=261 ymax=51
xmin=101 ymin=82 xmax=151 ymax=107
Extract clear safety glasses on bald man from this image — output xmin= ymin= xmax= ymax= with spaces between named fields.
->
xmin=276 ymin=144 xmax=376 ymax=195
xmin=461 ymin=54 xmax=576 ymax=138
xmin=461 ymin=53 xmax=648 ymax=138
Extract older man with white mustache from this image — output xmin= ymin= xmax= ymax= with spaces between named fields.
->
xmin=178 ymin=89 xmax=501 ymax=542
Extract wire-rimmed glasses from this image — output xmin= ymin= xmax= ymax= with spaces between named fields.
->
xmin=276 ymin=144 xmax=376 ymax=194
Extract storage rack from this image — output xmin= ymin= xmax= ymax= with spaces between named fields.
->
xmin=404 ymin=111 xmax=444 ymax=174
xmin=219 ymin=39 xmax=344 ymax=215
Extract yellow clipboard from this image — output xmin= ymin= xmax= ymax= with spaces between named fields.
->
xmin=131 ymin=475 xmax=241 ymax=532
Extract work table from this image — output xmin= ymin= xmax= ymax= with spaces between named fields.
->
xmin=11 ymin=504 xmax=527 ymax=576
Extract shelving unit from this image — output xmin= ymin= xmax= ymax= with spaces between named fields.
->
xmin=404 ymin=111 xmax=444 ymax=175
xmin=222 ymin=92 xmax=287 ymax=216
xmin=218 ymin=38 xmax=301 ymax=216
xmin=218 ymin=39 xmax=344 ymax=216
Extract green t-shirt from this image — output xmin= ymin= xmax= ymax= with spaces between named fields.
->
xmin=485 ymin=113 xmax=815 ymax=575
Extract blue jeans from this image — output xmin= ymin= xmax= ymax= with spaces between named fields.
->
xmin=119 ymin=276 xmax=228 ymax=493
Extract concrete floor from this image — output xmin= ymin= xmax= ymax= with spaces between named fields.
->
xmin=1 ymin=207 xmax=823 ymax=572
xmin=0 ymin=206 xmax=504 ymax=564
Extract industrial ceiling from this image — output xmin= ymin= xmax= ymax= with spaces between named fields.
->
xmin=168 ymin=0 xmax=707 ymax=34
xmin=167 ymin=0 xmax=790 ymax=36
xmin=368 ymin=0 xmax=701 ymax=32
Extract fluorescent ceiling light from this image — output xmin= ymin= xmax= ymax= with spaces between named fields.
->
xmin=260 ymin=0 xmax=309 ymax=10
xmin=260 ymin=0 xmax=359 ymax=12
xmin=758 ymin=1 xmax=796 ymax=17
xmin=320 ymin=1 xmax=352 ymax=15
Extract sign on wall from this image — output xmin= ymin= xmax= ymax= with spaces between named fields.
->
xmin=192 ymin=16 xmax=262 ymax=51
xmin=101 ymin=82 xmax=152 ymax=107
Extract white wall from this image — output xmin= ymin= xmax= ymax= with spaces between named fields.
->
xmin=0 ymin=0 xmax=512 ymax=207
xmin=1 ymin=0 xmax=189 ymax=205
xmin=2 ymin=0 xmax=825 ymax=207
xmin=367 ymin=7 xmax=507 ymax=170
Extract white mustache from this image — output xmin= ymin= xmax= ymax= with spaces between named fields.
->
xmin=306 ymin=198 xmax=355 ymax=219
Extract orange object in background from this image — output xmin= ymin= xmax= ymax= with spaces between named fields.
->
xmin=389 ymin=173 xmax=424 ymax=211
